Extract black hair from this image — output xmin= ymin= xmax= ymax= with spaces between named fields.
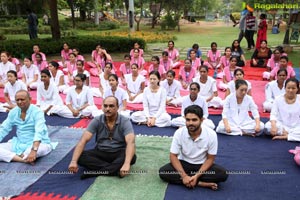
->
xmin=285 ymin=78 xmax=299 ymax=90
xmin=234 ymin=68 xmax=244 ymax=76
xmin=75 ymin=73 xmax=87 ymax=82
xmin=190 ymin=82 xmax=200 ymax=91
xmin=108 ymin=74 xmax=119 ymax=83
xmin=41 ymin=69 xmax=51 ymax=77
xmin=199 ymin=65 xmax=209 ymax=72
xmin=277 ymin=68 xmax=287 ymax=76
xmin=235 ymin=79 xmax=248 ymax=90
xmin=184 ymin=105 xmax=203 ymax=119
xmin=280 ymin=55 xmax=288 ymax=62
xmin=166 ymin=70 xmax=175 ymax=77
xmin=7 ymin=70 xmax=17 ymax=78
xmin=50 ymin=61 xmax=59 ymax=68
xmin=162 ymin=51 xmax=169 ymax=57
xmin=149 ymin=70 xmax=161 ymax=85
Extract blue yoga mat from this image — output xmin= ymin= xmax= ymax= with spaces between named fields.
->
xmin=164 ymin=134 xmax=300 ymax=200
xmin=295 ymin=67 xmax=299 ymax=79
xmin=0 ymin=126 xmax=83 ymax=197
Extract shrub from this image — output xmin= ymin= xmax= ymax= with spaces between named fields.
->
xmin=0 ymin=36 xmax=146 ymax=58
xmin=161 ymin=14 xmax=177 ymax=30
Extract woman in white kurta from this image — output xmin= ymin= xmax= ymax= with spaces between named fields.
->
xmin=48 ymin=61 xmax=68 ymax=93
xmin=131 ymin=70 xmax=171 ymax=127
xmin=21 ymin=57 xmax=40 ymax=90
xmin=216 ymin=80 xmax=264 ymax=136
xmin=93 ymin=74 xmax=130 ymax=118
xmin=161 ymin=70 xmax=182 ymax=107
xmin=36 ymin=69 xmax=64 ymax=115
xmin=0 ymin=70 xmax=27 ymax=112
xmin=264 ymin=78 xmax=300 ymax=141
xmin=0 ymin=51 xmax=16 ymax=88
xmin=171 ymin=82 xmax=215 ymax=129
xmin=192 ymin=65 xmax=223 ymax=108
xmin=225 ymin=68 xmax=252 ymax=98
xmin=263 ymin=68 xmax=287 ymax=112
xmin=56 ymin=74 xmax=97 ymax=118
xmin=92 ymin=62 xmax=113 ymax=97
xmin=125 ymin=63 xmax=145 ymax=104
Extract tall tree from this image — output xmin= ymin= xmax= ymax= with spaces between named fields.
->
xmin=48 ymin=0 xmax=61 ymax=39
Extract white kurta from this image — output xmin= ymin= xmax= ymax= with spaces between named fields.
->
xmin=92 ymin=87 xmax=130 ymax=118
xmin=193 ymin=76 xmax=223 ymax=108
xmin=0 ymin=81 xmax=27 ymax=112
xmin=50 ymin=70 xmax=68 ymax=92
xmin=216 ymin=94 xmax=264 ymax=136
xmin=21 ymin=64 xmax=40 ymax=89
xmin=125 ymin=73 xmax=145 ymax=103
xmin=262 ymin=80 xmax=285 ymax=112
xmin=130 ymin=87 xmax=171 ymax=127
xmin=264 ymin=95 xmax=300 ymax=141
xmin=161 ymin=79 xmax=182 ymax=106
xmin=56 ymin=85 xmax=97 ymax=118
xmin=171 ymin=95 xmax=215 ymax=129
xmin=0 ymin=61 xmax=16 ymax=84
xmin=92 ymin=73 xmax=110 ymax=97
xmin=36 ymin=82 xmax=64 ymax=115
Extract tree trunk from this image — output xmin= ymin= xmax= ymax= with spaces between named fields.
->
xmin=134 ymin=0 xmax=143 ymax=31
xmin=48 ymin=0 xmax=61 ymax=39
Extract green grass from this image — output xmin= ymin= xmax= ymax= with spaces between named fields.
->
xmin=3 ymin=21 xmax=300 ymax=66
xmin=81 ymin=136 xmax=172 ymax=200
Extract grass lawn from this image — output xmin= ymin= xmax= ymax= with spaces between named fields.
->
xmin=3 ymin=21 xmax=300 ymax=66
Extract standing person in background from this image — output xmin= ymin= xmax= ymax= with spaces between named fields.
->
xmin=26 ymin=9 xmax=38 ymax=40
xmin=244 ymin=12 xmax=257 ymax=50
xmin=256 ymin=14 xmax=268 ymax=49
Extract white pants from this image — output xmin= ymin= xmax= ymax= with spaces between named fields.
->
xmin=262 ymin=71 xmax=271 ymax=80
xmin=171 ymin=116 xmax=215 ymax=130
xmin=262 ymin=101 xmax=273 ymax=112
xmin=55 ymin=105 xmax=98 ymax=118
xmin=216 ymin=120 xmax=265 ymax=136
xmin=39 ymin=104 xmax=63 ymax=116
xmin=128 ymin=92 xmax=144 ymax=104
xmin=91 ymin=87 xmax=102 ymax=97
xmin=207 ymin=96 xmax=223 ymax=108
xmin=0 ymin=140 xmax=52 ymax=162
xmin=131 ymin=111 xmax=172 ymax=127
xmin=264 ymin=121 xmax=300 ymax=141
xmin=28 ymin=82 xmax=38 ymax=90
xmin=166 ymin=96 xmax=183 ymax=107
xmin=218 ymin=82 xmax=228 ymax=91
xmin=0 ymin=103 xmax=10 ymax=112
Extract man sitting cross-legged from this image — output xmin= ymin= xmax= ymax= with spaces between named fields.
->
xmin=159 ymin=105 xmax=228 ymax=190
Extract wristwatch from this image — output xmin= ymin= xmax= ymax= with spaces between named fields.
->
xmin=31 ymin=147 xmax=38 ymax=151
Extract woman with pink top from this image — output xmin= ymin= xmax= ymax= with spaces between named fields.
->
xmin=8 ymin=53 xmax=21 ymax=79
xmin=263 ymin=47 xmax=287 ymax=80
xmin=205 ymin=42 xmax=221 ymax=70
xmin=65 ymin=53 xmax=77 ymax=82
xmin=165 ymin=40 xmax=180 ymax=68
xmin=189 ymin=49 xmax=201 ymax=71
xmin=130 ymin=42 xmax=144 ymax=58
xmin=91 ymin=48 xmax=113 ymax=76
xmin=270 ymin=56 xmax=295 ymax=81
xmin=72 ymin=48 xmax=85 ymax=61
xmin=218 ymin=56 xmax=239 ymax=91
xmin=119 ymin=54 xmax=132 ymax=85
xmin=160 ymin=51 xmax=173 ymax=72
xmin=34 ymin=53 xmax=48 ymax=72
xmin=86 ymin=44 xmax=101 ymax=74
xmin=148 ymin=56 xmax=166 ymax=80
xmin=60 ymin=42 xmax=72 ymax=65
xmin=131 ymin=48 xmax=146 ymax=76
xmin=178 ymin=58 xmax=196 ymax=90
xmin=31 ymin=44 xmax=46 ymax=63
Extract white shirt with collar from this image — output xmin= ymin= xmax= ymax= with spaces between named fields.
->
xmin=170 ymin=126 xmax=218 ymax=164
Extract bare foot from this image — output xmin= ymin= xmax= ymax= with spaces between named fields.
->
xmin=272 ymin=135 xmax=287 ymax=140
xmin=198 ymin=181 xmax=218 ymax=190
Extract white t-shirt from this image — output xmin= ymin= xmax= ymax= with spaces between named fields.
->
xmin=0 ymin=61 xmax=16 ymax=83
xmin=170 ymin=126 xmax=218 ymax=164
xmin=66 ymin=85 xmax=94 ymax=109
xmin=161 ymin=79 xmax=181 ymax=98
xmin=4 ymin=80 xmax=27 ymax=104
xmin=37 ymin=82 xmax=64 ymax=106
xmin=125 ymin=74 xmax=145 ymax=94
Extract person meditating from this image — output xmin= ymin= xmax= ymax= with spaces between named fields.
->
xmin=159 ymin=105 xmax=228 ymax=190
xmin=68 ymin=96 xmax=136 ymax=179
xmin=0 ymin=90 xmax=54 ymax=163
